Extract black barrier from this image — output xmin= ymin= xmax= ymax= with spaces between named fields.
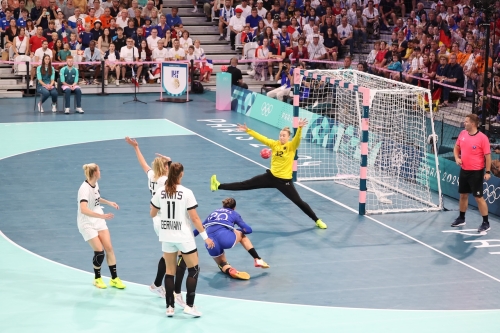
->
xmin=24 ymin=61 xmax=35 ymax=97
xmin=97 ymin=60 xmax=108 ymax=96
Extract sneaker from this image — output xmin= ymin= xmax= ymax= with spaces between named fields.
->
xmin=116 ymin=80 xmax=120 ymax=86
xmin=38 ymin=102 xmax=44 ymax=113
xmin=142 ymin=77 xmax=147 ymax=85
xmin=192 ymin=7 xmax=198 ymax=12
xmin=157 ymin=79 xmax=161 ymax=84
xmin=104 ymin=79 xmax=108 ymax=86
xmin=228 ymin=268 xmax=250 ymax=280
xmin=210 ymin=174 xmax=220 ymax=191
xmin=166 ymin=306 xmax=175 ymax=317
xmin=64 ymin=108 xmax=70 ymax=114
xmin=51 ymin=104 xmax=57 ymax=112
xmin=75 ymin=107 xmax=84 ymax=114
xmin=109 ymin=277 xmax=126 ymax=289
xmin=149 ymin=284 xmax=165 ymax=298
xmin=183 ymin=305 xmax=202 ymax=317
xmin=93 ymin=277 xmax=107 ymax=289
xmin=315 ymin=219 xmax=327 ymax=229
xmin=254 ymin=258 xmax=270 ymax=269
xmin=478 ymin=222 xmax=491 ymax=233
xmin=29 ymin=80 xmax=34 ymax=87
xmin=451 ymin=217 xmax=465 ymax=227
xmin=174 ymin=292 xmax=186 ymax=308
xmin=218 ymin=35 xmax=225 ymax=41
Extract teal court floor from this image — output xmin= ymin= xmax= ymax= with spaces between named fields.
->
xmin=0 ymin=93 xmax=500 ymax=332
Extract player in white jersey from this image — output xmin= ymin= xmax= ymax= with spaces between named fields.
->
xmin=125 ymin=137 xmax=187 ymax=306
xmin=77 ymin=163 xmax=125 ymax=290
xmin=150 ymin=162 xmax=215 ymax=318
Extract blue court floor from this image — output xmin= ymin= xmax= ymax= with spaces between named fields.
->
xmin=1 ymin=93 xmax=500 ymax=332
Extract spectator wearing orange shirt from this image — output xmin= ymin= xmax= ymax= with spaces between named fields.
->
xmin=84 ymin=7 xmax=98 ymax=28
xmin=99 ymin=7 xmax=112 ymax=29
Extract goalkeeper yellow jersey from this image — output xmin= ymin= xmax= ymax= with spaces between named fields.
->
xmin=246 ymin=127 xmax=302 ymax=180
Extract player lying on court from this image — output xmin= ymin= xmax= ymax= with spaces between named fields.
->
xmin=210 ymin=118 xmax=327 ymax=229
xmin=194 ymin=197 xmax=269 ymax=280
xmin=125 ymin=137 xmax=188 ymax=305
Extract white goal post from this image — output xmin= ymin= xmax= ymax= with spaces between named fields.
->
xmin=292 ymin=69 xmax=443 ymax=215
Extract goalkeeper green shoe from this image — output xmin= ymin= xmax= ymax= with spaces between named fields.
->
xmin=210 ymin=175 xmax=220 ymax=192
xmin=315 ymin=219 xmax=327 ymax=229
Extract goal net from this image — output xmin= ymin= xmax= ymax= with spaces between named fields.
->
xmin=293 ymin=69 xmax=442 ymax=215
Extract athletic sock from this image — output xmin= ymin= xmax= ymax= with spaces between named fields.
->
xmin=185 ymin=269 xmax=198 ymax=307
xmin=483 ymin=215 xmax=489 ymax=223
xmin=459 ymin=211 xmax=465 ymax=219
xmin=164 ymin=274 xmax=175 ymax=308
xmin=94 ymin=267 xmax=101 ymax=279
xmin=174 ymin=256 xmax=187 ymax=294
xmin=248 ymin=248 xmax=261 ymax=259
xmin=154 ymin=256 xmax=166 ymax=288
xmin=109 ymin=265 xmax=117 ymax=279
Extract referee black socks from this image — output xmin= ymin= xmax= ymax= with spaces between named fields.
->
xmin=483 ymin=215 xmax=489 ymax=223
xmin=248 ymin=248 xmax=261 ymax=260
xmin=459 ymin=211 xmax=466 ymax=219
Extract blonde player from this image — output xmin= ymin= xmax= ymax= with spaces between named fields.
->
xmin=125 ymin=137 xmax=187 ymax=305
xmin=150 ymin=162 xmax=215 ymax=318
xmin=78 ymin=163 xmax=125 ymax=289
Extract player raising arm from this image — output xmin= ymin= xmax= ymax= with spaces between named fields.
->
xmin=195 ymin=197 xmax=269 ymax=280
xmin=77 ymin=163 xmax=125 ymax=290
xmin=210 ymin=119 xmax=327 ymax=229
xmin=150 ymin=162 xmax=215 ymax=318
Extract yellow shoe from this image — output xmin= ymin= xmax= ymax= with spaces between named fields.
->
xmin=228 ymin=268 xmax=250 ymax=280
xmin=254 ymin=258 xmax=270 ymax=269
xmin=93 ymin=278 xmax=107 ymax=289
xmin=315 ymin=219 xmax=327 ymax=229
xmin=109 ymin=277 xmax=126 ymax=289
xmin=210 ymin=175 xmax=220 ymax=192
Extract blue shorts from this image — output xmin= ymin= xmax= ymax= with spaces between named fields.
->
xmin=206 ymin=228 xmax=237 ymax=257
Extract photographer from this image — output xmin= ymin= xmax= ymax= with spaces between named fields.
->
xmin=266 ymin=58 xmax=294 ymax=101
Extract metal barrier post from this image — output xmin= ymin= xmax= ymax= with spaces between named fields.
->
xmin=97 ymin=60 xmax=108 ymax=96
xmin=24 ymin=61 xmax=35 ymax=97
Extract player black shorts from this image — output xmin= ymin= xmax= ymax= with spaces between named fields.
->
xmin=458 ymin=169 xmax=484 ymax=197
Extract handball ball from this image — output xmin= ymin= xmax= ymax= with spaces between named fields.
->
xmin=260 ymin=148 xmax=272 ymax=159
xmin=221 ymin=65 xmax=228 ymax=72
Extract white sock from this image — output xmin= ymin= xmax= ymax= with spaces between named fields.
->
xmin=220 ymin=33 xmax=223 ymax=36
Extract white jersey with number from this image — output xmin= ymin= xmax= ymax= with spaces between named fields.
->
xmin=150 ymin=184 xmax=197 ymax=243
xmin=77 ymin=181 xmax=103 ymax=225
xmin=147 ymin=169 xmax=168 ymax=197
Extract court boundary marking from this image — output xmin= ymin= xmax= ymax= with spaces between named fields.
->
xmin=162 ymin=119 xmax=500 ymax=286
xmin=0 ymin=119 xmax=499 ymax=311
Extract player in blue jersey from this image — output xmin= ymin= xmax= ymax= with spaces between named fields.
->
xmin=195 ymin=197 xmax=269 ymax=280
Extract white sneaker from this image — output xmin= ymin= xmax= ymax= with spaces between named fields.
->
xmin=166 ymin=306 xmax=175 ymax=317
xmin=64 ymin=108 xmax=70 ymax=114
xmin=142 ymin=77 xmax=147 ymax=85
xmin=149 ymin=284 xmax=166 ymax=298
xmin=183 ymin=305 xmax=201 ymax=317
xmin=116 ymin=80 xmax=120 ymax=86
xmin=38 ymin=102 xmax=44 ymax=113
xmin=157 ymin=79 xmax=161 ymax=84
xmin=192 ymin=7 xmax=198 ymax=12
xmin=104 ymin=80 xmax=108 ymax=86
xmin=51 ymin=104 xmax=57 ymax=112
xmin=29 ymin=80 xmax=34 ymax=87
xmin=75 ymin=107 xmax=84 ymax=113
xmin=174 ymin=292 xmax=186 ymax=308
xmin=261 ymin=76 xmax=266 ymax=82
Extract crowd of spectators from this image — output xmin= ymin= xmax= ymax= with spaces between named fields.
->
xmin=0 ymin=1 xmax=212 ymax=86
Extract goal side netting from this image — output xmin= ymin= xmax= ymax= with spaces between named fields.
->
xmin=293 ymin=69 xmax=442 ymax=215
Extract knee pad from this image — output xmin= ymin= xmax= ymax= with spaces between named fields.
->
xmin=188 ymin=265 xmax=200 ymax=279
xmin=92 ymin=251 xmax=105 ymax=267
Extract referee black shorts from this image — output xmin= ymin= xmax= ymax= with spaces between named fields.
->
xmin=458 ymin=169 xmax=484 ymax=197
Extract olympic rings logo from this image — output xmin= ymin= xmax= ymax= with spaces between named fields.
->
xmin=483 ymin=183 xmax=500 ymax=204
xmin=261 ymin=102 xmax=273 ymax=117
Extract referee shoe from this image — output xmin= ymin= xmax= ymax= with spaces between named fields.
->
xmin=451 ymin=217 xmax=466 ymax=227
xmin=478 ymin=222 xmax=491 ymax=233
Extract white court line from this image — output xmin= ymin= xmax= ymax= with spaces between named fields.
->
xmin=163 ymin=119 xmax=500 ymax=285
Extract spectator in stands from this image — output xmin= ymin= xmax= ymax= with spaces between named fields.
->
xmin=60 ymin=55 xmax=84 ymax=113
xmin=278 ymin=23 xmax=292 ymax=55
xmin=292 ymin=36 xmax=309 ymax=61
xmin=132 ymin=26 xmax=145 ymax=47
xmin=201 ymin=0 xmax=212 ymax=22
xmin=146 ymin=27 xmax=160 ymax=51
xmin=163 ymin=29 xmax=172 ymax=47
xmin=68 ymin=32 xmax=80 ymax=49
xmin=109 ymin=0 xmax=120 ymax=17
xmin=226 ymin=56 xmax=247 ymax=88
xmin=43 ymin=20 xmax=57 ymax=43
xmin=156 ymin=14 xmax=170 ymax=38
xmin=113 ymin=26 xmax=126 ymax=50
xmin=84 ymin=8 xmax=98 ymax=28
xmin=218 ymin=0 xmax=234 ymax=40
xmin=362 ymin=0 xmax=379 ymax=39
xmin=254 ymin=37 xmax=270 ymax=81
xmin=116 ymin=9 xmax=129 ymax=28
xmin=366 ymin=40 xmax=380 ymax=69
xmin=267 ymin=57 xmax=293 ymax=101
xmin=323 ymin=27 xmax=338 ymax=61
xmin=79 ymin=23 xmax=92 ymax=49
xmin=256 ymin=0 xmax=267 ymax=19
xmin=97 ymin=27 xmax=111 ymax=54
xmin=236 ymin=0 xmax=251 ymax=19
xmin=229 ymin=7 xmax=245 ymax=50
xmin=337 ymin=16 xmax=354 ymax=56
xmin=137 ymin=39 xmax=151 ymax=84
xmin=246 ymin=7 xmax=262 ymax=29
xmin=29 ymin=29 xmax=49 ymax=86
xmin=179 ymin=30 xmax=193 ymax=50
xmin=142 ymin=1 xmax=155 ymax=18
xmin=166 ymin=7 xmax=183 ymax=30
xmin=436 ymin=53 xmax=464 ymax=107
xmin=91 ymin=20 xmax=103 ymax=41
xmin=62 ymin=0 xmax=75 ymax=19
xmin=103 ymin=42 xmax=120 ymax=85
xmin=99 ymin=7 xmax=112 ymax=29
xmin=80 ymin=40 xmax=102 ymax=84
xmin=352 ymin=8 xmax=367 ymax=52
xmin=36 ymin=54 xmax=58 ymax=112
xmin=124 ymin=17 xmax=135 ymax=37
xmin=149 ymin=39 xmax=168 ymax=82
xmin=93 ymin=0 xmax=104 ymax=17
xmin=263 ymin=11 xmax=273 ymax=27
xmin=120 ymin=37 xmax=142 ymax=82
xmin=68 ymin=8 xmax=85 ymax=29
xmin=11 ymin=26 xmax=28 ymax=58
xmin=269 ymin=34 xmax=285 ymax=72
xmin=169 ymin=38 xmax=186 ymax=60
xmin=307 ymin=33 xmax=326 ymax=66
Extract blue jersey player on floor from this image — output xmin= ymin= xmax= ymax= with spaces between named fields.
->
xmin=194 ymin=197 xmax=269 ymax=280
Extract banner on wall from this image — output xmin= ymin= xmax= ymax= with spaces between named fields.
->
xmin=162 ymin=63 xmax=188 ymax=96
xmin=231 ymin=86 xmax=500 ymax=215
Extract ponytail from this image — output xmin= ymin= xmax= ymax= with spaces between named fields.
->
xmin=222 ymin=197 xmax=236 ymax=209
xmin=165 ymin=162 xmax=183 ymax=198
xmin=82 ymin=163 xmax=99 ymax=180
xmin=152 ymin=156 xmax=170 ymax=180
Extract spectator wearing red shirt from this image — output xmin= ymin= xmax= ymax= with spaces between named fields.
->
xmin=29 ymin=26 xmax=47 ymax=53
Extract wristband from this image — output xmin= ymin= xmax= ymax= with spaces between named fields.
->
xmin=200 ymin=231 xmax=208 ymax=240
xmin=486 ymin=171 xmax=491 ymax=174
